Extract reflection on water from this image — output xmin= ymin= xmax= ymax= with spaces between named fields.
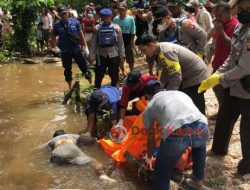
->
xmin=0 ymin=63 xmax=149 ymax=190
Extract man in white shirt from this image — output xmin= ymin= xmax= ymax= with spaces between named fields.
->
xmin=142 ymin=80 xmax=209 ymax=190
xmin=41 ymin=9 xmax=53 ymax=50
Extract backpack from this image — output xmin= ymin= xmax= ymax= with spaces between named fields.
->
xmin=98 ymin=23 xmax=117 ymax=47
xmin=162 ymin=16 xmax=187 ymax=44
xmin=176 ymin=16 xmax=188 ymax=43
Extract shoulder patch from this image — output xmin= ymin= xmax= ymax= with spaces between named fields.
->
xmin=183 ymin=19 xmax=195 ymax=30
xmin=246 ymin=31 xmax=250 ymax=51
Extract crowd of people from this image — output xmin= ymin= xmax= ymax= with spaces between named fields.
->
xmin=3 ymin=0 xmax=246 ymax=190
xmin=0 ymin=9 xmax=12 ymax=46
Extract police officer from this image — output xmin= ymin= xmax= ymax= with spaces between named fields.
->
xmin=152 ymin=6 xmax=207 ymax=57
xmin=84 ymin=86 xmax=121 ymax=137
xmin=198 ymin=0 xmax=250 ymax=176
xmin=51 ymin=5 xmax=91 ymax=89
xmin=89 ymin=8 xmax=125 ymax=89
xmin=138 ymin=34 xmax=209 ymax=114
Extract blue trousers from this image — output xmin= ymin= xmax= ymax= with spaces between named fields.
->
xmin=153 ymin=121 xmax=208 ymax=190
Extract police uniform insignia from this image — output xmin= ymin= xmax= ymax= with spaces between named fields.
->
xmin=160 ymin=57 xmax=165 ymax=65
xmin=159 ymin=53 xmax=181 ymax=75
xmin=183 ymin=20 xmax=195 ymax=30
xmin=246 ymin=35 xmax=250 ymax=51
xmin=236 ymin=51 xmax=241 ymax=60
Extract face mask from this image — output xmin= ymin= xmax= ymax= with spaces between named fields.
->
xmin=157 ymin=24 xmax=168 ymax=32
xmin=237 ymin=10 xmax=250 ymax=24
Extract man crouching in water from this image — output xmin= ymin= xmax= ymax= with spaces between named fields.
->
xmin=48 ymin=129 xmax=115 ymax=183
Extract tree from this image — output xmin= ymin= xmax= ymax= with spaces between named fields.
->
xmin=0 ymin=0 xmax=53 ymax=55
xmin=10 ymin=0 xmax=54 ymax=54
xmin=0 ymin=0 xmax=136 ymax=55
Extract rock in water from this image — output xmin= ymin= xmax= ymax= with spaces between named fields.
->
xmin=43 ymin=57 xmax=61 ymax=64
xmin=239 ymin=184 xmax=250 ymax=190
xmin=22 ymin=58 xmax=39 ymax=64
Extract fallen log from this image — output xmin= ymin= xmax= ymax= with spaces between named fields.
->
xmin=62 ymin=81 xmax=79 ymax=105
xmin=74 ymin=81 xmax=81 ymax=104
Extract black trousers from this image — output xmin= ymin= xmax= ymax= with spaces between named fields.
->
xmin=212 ymin=89 xmax=250 ymax=162
xmin=61 ymin=51 xmax=88 ymax=82
xmin=181 ymin=84 xmax=206 ymax=115
xmin=94 ymin=55 xmax=120 ymax=88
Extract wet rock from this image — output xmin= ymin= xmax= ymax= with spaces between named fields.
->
xmin=22 ymin=58 xmax=39 ymax=64
xmin=43 ymin=57 xmax=61 ymax=64
xmin=232 ymin=127 xmax=240 ymax=135
xmin=229 ymin=142 xmax=241 ymax=159
xmin=239 ymin=184 xmax=250 ymax=190
xmin=232 ymin=179 xmax=242 ymax=185
xmin=243 ymin=174 xmax=250 ymax=182
xmin=231 ymin=158 xmax=240 ymax=165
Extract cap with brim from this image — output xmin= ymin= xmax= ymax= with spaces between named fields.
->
xmin=58 ymin=5 xmax=68 ymax=14
xmin=126 ymin=71 xmax=142 ymax=87
xmin=118 ymin=2 xmax=128 ymax=9
xmin=100 ymin=8 xmax=112 ymax=16
xmin=144 ymin=80 xmax=162 ymax=95
xmin=87 ymin=90 xmax=108 ymax=109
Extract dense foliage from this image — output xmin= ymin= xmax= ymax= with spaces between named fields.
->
xmin=0 ymin=0 xmax=226 ymax=57
xmin=0 ymin=0 xmax=53 ymax=55
xmin=0 ymin=0 xmax=134 ymax=56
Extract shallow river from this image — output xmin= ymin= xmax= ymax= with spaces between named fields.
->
xmin=0 ymin=63 xmax=149 ymax=190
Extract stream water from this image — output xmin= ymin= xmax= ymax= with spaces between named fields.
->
xmin=0 ymin=62 xmax=149 ymax=190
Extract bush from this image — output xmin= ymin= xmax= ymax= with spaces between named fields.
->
xmin=0 ymin=33 xmax=18 ymax=63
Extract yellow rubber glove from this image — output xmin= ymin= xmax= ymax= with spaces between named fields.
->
xmin=196 ymin=51 xmax=204 ymax=59
xmin=198 ymin=73 xmax=220 ymax=93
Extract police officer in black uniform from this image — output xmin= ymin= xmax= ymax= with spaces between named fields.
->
xmin=51 ymin=5 xmax=91 ymax=89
